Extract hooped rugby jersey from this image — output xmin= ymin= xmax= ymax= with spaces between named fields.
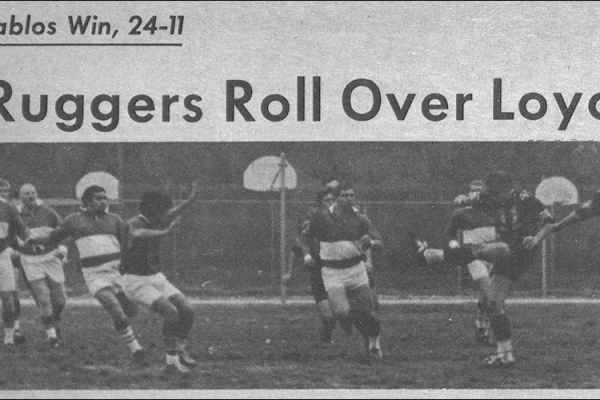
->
xmin=463 ymin=190 xmax=553 ymax=248
xmin=0 ymin=199 xmax=28 ymax=253
xmin=303 ymin=205 xmax=381 ymax=269
xmin=48 ymin=211 xmax=127 ymax=269
xmin=447 ymin=204 xmax=498 ymax=245
xmin=18 ymin=203 xmax=61 ymax=256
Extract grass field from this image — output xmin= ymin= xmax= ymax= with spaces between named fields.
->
xmin=3 ymin=300 xmax=600 ymax=391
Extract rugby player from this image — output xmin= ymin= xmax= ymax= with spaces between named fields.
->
xmin=120 ymin=182 xmax=199 ymax=375
xmin=16 ymin=184 xmax=68 ymax=348
xmin=298 ymin=186 xmax=338 ymax=343
xmin=29 ymin=185 xmax=146 ymax=364
xmin=301 ymin=181 xmax=384 ymax=361
xmin=413 ymin=171 xmax=553 ymax=366
xmin=0 ymin=178 xmax=29 ymax=348
xmin=451 ymin=179 xmax=494 ymax=345
xmin=524 ymin=190 xmax=600 ymax=249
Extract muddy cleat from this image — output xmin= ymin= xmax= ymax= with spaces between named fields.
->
xmin=132 ymin=349 xmax=150 ymax=367
xmin=13 ymin=330 xmax=26 ymax=345
xmin=178 ymin=351 xmax=198 ymax=368
xmin=409 ymin=232 xmax=428 ymax=267
xmin=483 ymin=351 xmax=516 ymax=367
xmin=368 ymin=347 xmax=383 ymax=362
xmin=48 ymin=337 xmax=61 ymax=349
xmin=163 ymin=362 xmax=191 ymax=375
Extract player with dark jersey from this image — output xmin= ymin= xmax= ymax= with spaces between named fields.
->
xmin=414 ymin=171 xmax=553 ymax=366
xmin=525 ymin=190 xmax=600 ymax=248
xmin=0 ymin=180 xmax=29 ymax=348
xmin=120 ymin=182 xmax=199 ymax=375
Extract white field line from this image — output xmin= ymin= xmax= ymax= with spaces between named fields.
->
xmin=17 ymin=296 xmax=600 ymax=307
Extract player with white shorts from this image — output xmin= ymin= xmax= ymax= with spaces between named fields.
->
xmin=31 ymin=185 xmax=146 ymax=364
xmin=0 ymin=179 xmax=29 ymax=348
xmin=16 ymin=184 xmax=68 ymax=348
xmin=120 ymin=181 xmax=199 ymax=375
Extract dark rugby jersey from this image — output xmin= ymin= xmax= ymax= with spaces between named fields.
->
xmin=18 ymin=203 xmax=61 ymax=256
xmin=120 ymin=215 xmax=161 ymax=276
xmin=0 ymin=199 xmax=28 ymax=253
xmin=48 ymin=211 xmax=127 ymax=269
xmin=303 ymin=205 xmax=381 ymax=268
xmin=474 ymin=190 xmax=552 ymax=247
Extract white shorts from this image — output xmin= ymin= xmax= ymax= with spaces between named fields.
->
xmin=0 ymin=248 xmax=16 ymax=292
xmin=322 ymin=261 xmax=370 ymax=292
xmin=468 ymin=259 xmax=492 ymax=281
xmin=120 ymin=272 xmax=182 ymax=307
xmin=81 ymin=261 xmax=123 ymax=297
xmin=20 ymin=250 xmax=65 ymax=284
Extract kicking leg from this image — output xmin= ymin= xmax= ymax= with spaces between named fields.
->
xmin=348 ymin=284 xmax=382 ymax=360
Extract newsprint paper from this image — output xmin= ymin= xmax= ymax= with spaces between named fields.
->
xmin=1 ymin=1 xmax=600 ymax=399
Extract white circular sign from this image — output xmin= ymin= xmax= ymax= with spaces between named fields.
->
xmin=76 ymin=172 xmax=120 ymax=200
xmin=535 ymin=176 xmax=578 ymax=206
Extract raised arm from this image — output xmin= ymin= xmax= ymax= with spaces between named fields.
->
xmin=129 ymin=216 xmax=182 ymax=239
xmin=166 ymin=181 xmax=199 ymax=219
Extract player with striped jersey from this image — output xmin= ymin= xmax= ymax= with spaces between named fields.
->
xmin=0 ymin=179 xmax=29 ymax=348
xmin=16 ymin=184 xmax=68 ymax=348
xmin=30 ymin=185 xmax=146 ymax=364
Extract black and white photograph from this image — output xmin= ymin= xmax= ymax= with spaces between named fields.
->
xmin=1 ymin=2 xmax=600 ymax=398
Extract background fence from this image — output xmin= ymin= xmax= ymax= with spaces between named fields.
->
xmin=38 ymin=199 xmax=600 ymax=298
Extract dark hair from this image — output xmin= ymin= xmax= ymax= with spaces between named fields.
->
xmin=140 ymin=191 xmax=173 ymax=218
xmin=315 ymin=187 xmax=339 ymax=203
xmin=485 ymin=171 xmax=513 ymax=192
xmin=81 ymin=185 xmax=105 ymax=205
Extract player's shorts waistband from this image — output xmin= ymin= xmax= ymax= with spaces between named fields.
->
xmin=322 ymin=255 xmax=366 ymax=269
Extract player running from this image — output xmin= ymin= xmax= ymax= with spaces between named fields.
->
xmin=16 ymin=184 xmax=68 ymax=348
xmin=120 ymin=182 xmax=199 ymax=375
xmin=0 ymin=179 xmax=30 ymax=349
xmin=413 ymin=171 xmax=553 ymax=366
xmin=301 ymin=181 xmax=384 ymax=361
xmin=297 ymin=186 xmax=339 ymax=343
xmin=29 ymin=185 xmax=146 ymax=364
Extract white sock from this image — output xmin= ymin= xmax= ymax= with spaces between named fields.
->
xmin=46 ymin=327 xmax=57 ymax=340
xmin=497 ymin=340 xmax=513 ymax=354
xmin=166 ymin=353 xmax=180 ymax=365
xmin=176 ymin=339 xmax=187 ymax=352
xmin=368 ymin=335 xmax=381 ymax=349
xmin=4 ymin=328 xmax=14 ymax=345
xmin=424 ymin=249 xmax=444 ymax=264
xmin=118 ymin=326 xmax=143 ymax=353
xmin=13 ymin=320 xmax=20 ymax=331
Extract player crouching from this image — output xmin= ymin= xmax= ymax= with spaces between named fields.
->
xmin=120 ymin=183 xmax=199 ymax=375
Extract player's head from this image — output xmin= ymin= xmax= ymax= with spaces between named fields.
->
xmin=468 ymin=180 xmax=484 ymax=194
xmin=337 ymin=181 xmax=356 ymax=211
xmin=81 ymin=185 xmax=108 ymax=213
xmin=19 ymin=183 xmax=38 ymax=207
xmin=0 ymin=179 xmax=10 ymax=201
xmin=140 ymin=190 xmax=173 ymax=222
xmin=485 ymin=171 xmax=513 ymax=202
xmin=316 ymin=187 xmax=338 ymax=208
